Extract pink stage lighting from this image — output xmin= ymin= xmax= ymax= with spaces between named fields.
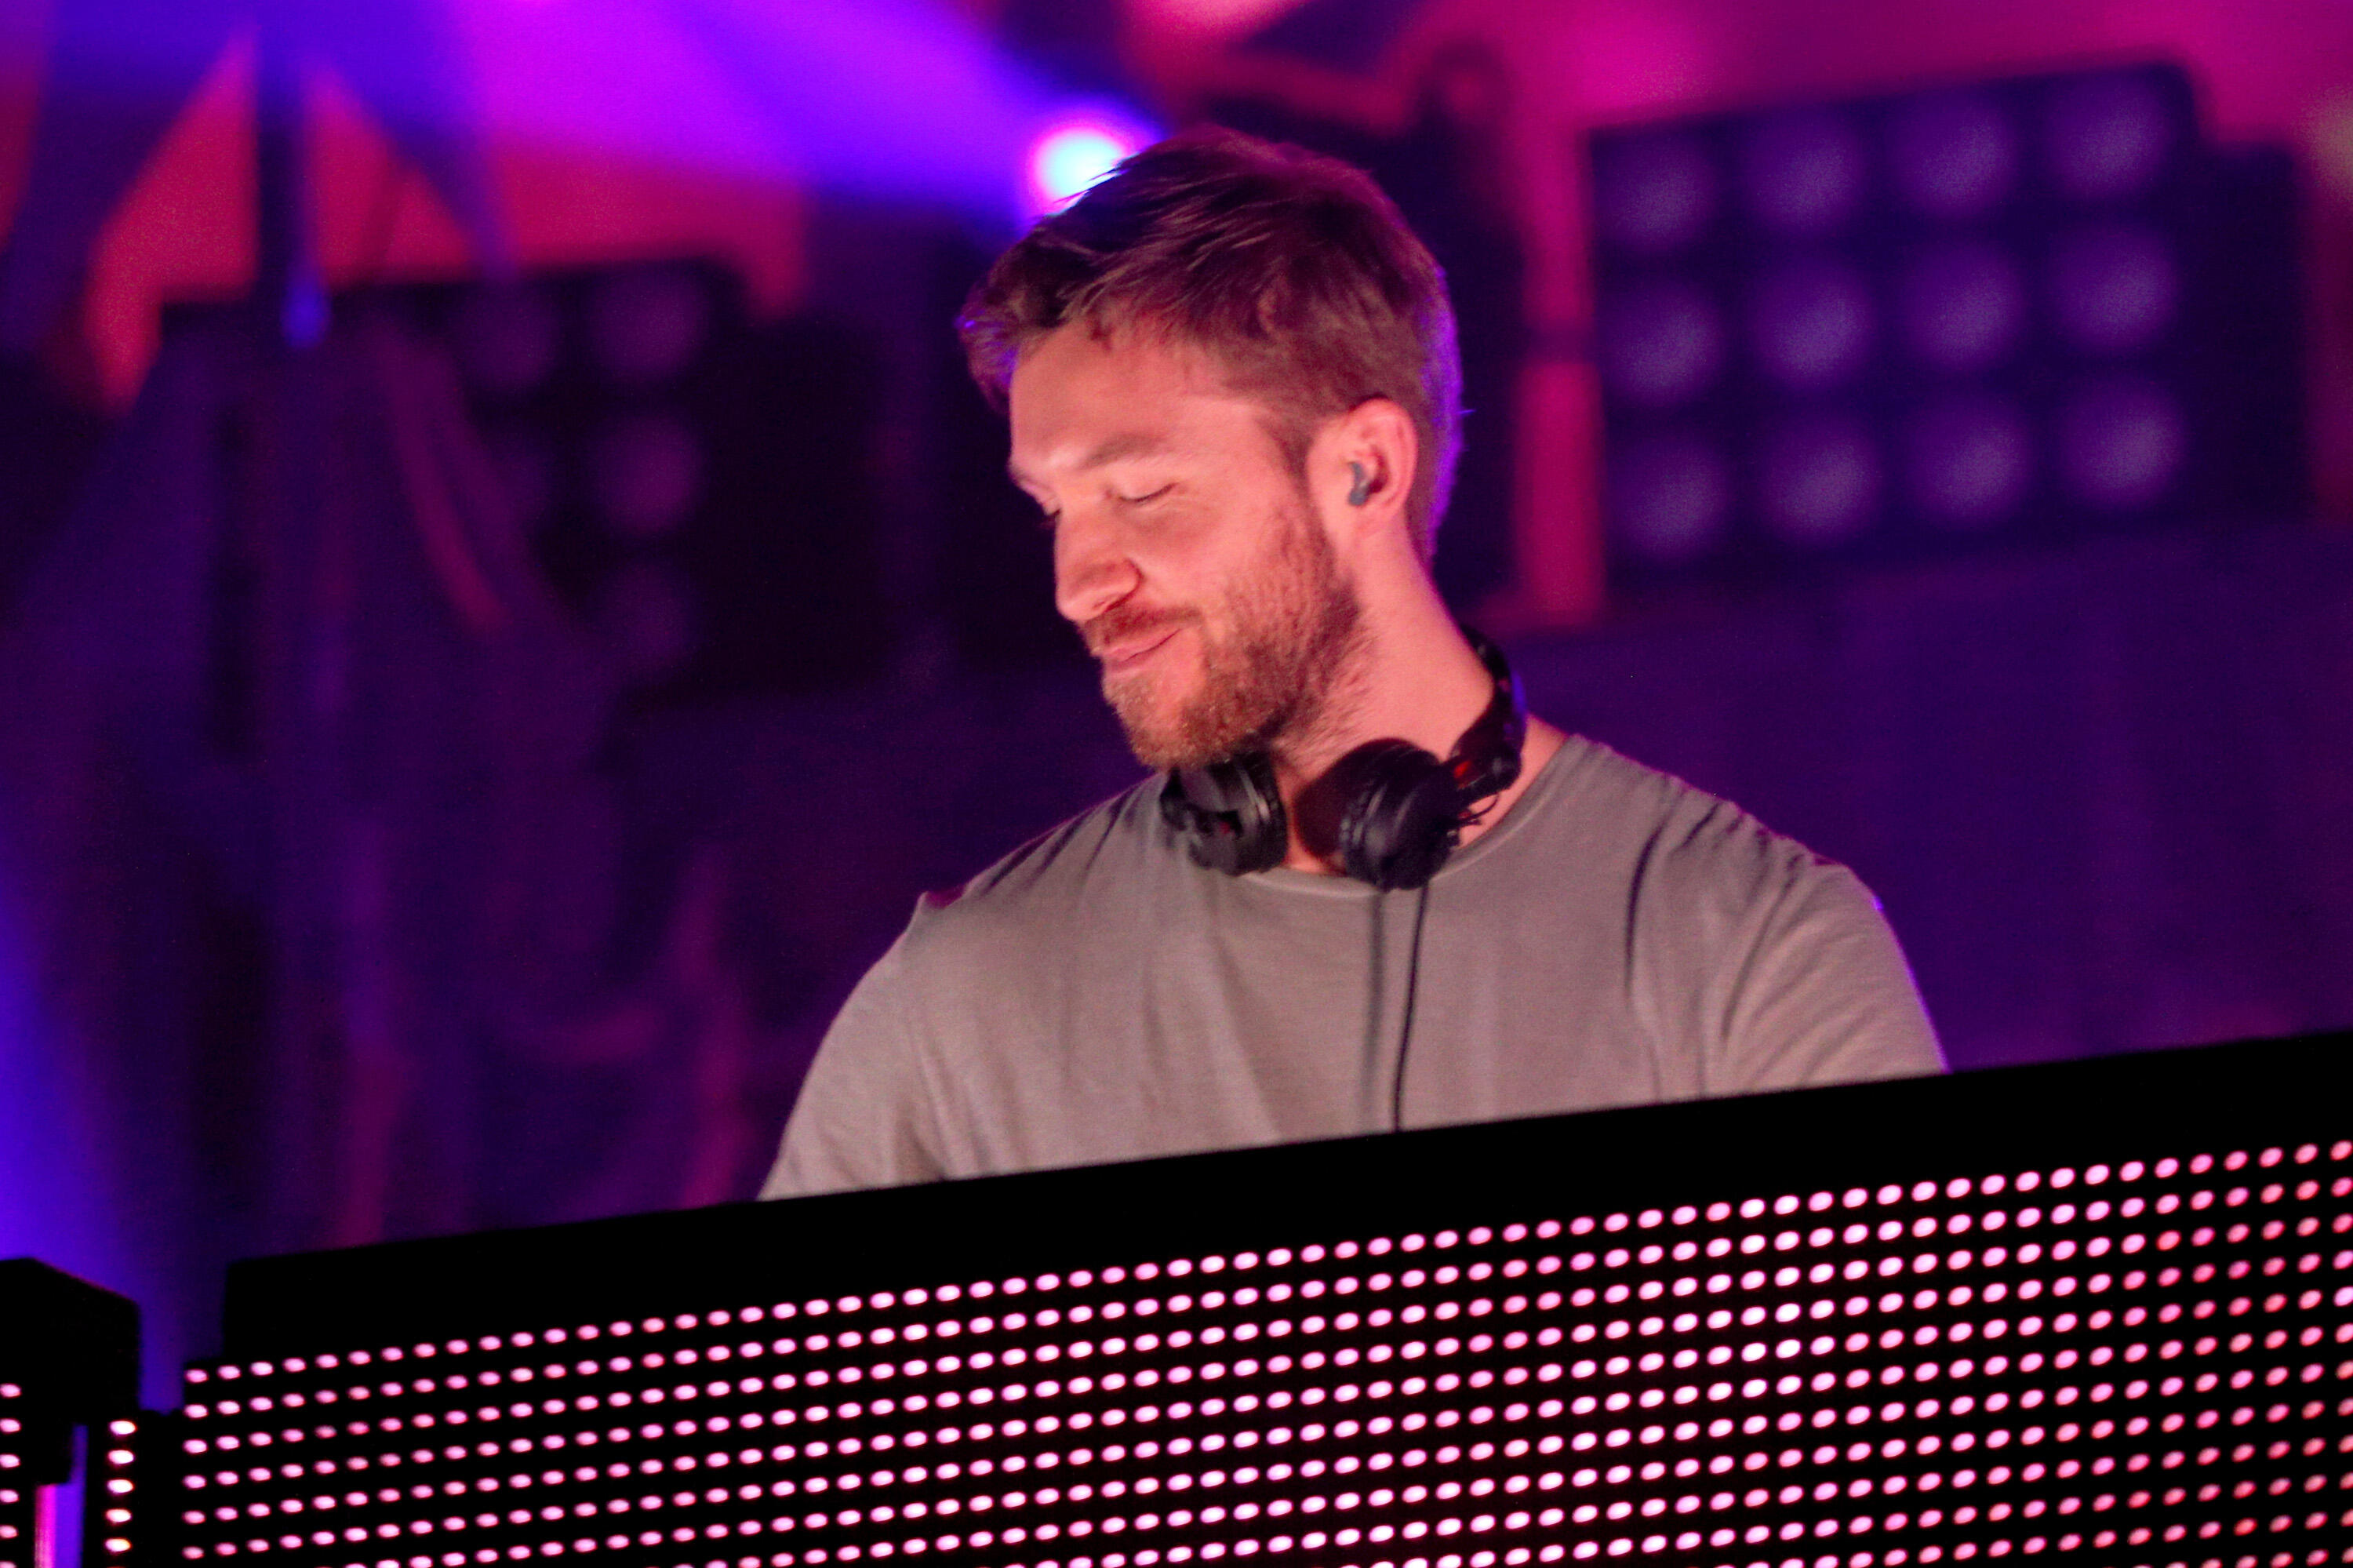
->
xmin=1024 ymin=114 xmax=1155 ymax=220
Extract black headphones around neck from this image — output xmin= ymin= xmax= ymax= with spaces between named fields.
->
xmin=1158 ymin=630 xmax=1529 ymax=891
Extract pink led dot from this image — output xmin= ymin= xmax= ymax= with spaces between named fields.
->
xmin=1536 ymin=1222 xmax=1562 ymax=1239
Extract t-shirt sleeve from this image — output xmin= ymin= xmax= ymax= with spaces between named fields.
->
xmin=760 ymin=934 xmax=951 ymax=1199
xmin=1640 ymin=802 xmax=1945 ymax=1097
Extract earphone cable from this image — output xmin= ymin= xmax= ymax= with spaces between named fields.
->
xmin=1390 ymin=879 xmax=1434 ymax=1132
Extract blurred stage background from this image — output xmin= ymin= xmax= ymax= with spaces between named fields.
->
xmin=2 ymin=0 xmax=2352 ymax=1402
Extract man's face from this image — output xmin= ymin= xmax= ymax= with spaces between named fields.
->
xmin=1007 ymin=325 xmax=1362 ymax=770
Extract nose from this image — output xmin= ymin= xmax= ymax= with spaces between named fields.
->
xmin=1052 ymin=506 xmax=1142 ymax=627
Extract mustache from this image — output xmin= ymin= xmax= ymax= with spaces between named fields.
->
xmin=1081 ymin=605 xmax=1198 ymax=657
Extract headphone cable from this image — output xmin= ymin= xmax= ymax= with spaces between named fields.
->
xmin=1389 ymin=879 xmax=1434 ymax=1132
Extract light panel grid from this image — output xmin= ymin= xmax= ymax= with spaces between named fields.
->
xmin=90 ymin=1415 xmax=154 ymax=1568
xmin=169 ymin=1144 xmax=2351 ymax=1568
xmin=1 ymin=1381 xmax=31 ymax=1568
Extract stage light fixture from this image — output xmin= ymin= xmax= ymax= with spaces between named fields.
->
xmin=1591 ymin=132 xmax=1718 ymax=258
xmin=1597 ymin=280 xmax=1722 ymax=411
xmin=1590 ymin=60 xmax=2305 ymax=591
xmin=2055 ymin=375 xmax=2185 ymax=511
xmin=588 ymin=412 xmax=704 ymax=541
xmin=1748 ymin=256 xmax=1875 ymax=392
xmin=453 ymin=284 xmax=563 ymax=402
xmin=1025 ymin=115 xmax=1152 ymax=218
xmin=1758 ymin=410 xmax=1881 ymax=546
xmin=1896 ymin=242 xmax=2024 ymax=374
xmin=349 ymin=260 xmax=894 ymax=702
xmin=1603 ymin=433 xmax=1731 ymax=568
xmin=1737 ymin=110 xmax=1868 ymax=238
xmin=1901 ymin=395 xmax=2033 ymax=532
xmin=2045 ymin=223 xmax=2178 ymax=356
xmin=2041 ymin=74 xmax=2176 ymax=205
xmin=587 ymin=268 xmax=713 ymax=392
xmin=1886 ymin=89 xmax=2018 ymax=222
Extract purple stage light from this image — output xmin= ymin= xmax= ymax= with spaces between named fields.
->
xmin=1749 ymin=256 xmax=1875 ymax=391
xmin=1024 ymin=112 xmax=1153 ymax=218
xmin=2046 ymin=222 xmax=2178 ymax=355
xmin=1897 ymin=240 xmax=2024 ymax=374
xmin=1597 ymin=278 xmax=1723 ymax=409
xmin=1591 ymin=132 xmax=1717 ymax=257
xmin=1758 ymin=410 xmax=1880 ymax=547
xmin=1887 ymin=89 xmax=2017 ymax=221
xmin=590 ymin=413 xmax=704 ymax=541
xmin=453 ymin=282 xmax=562 ymax=402
xmin=587 ymin=267 xmax=713 ymax=391
xmin=1605 ymin=431 xmax=1731 ymax=567
xmin=1903 ymin=395 xmax=2033 ymax=531
xmin=593 ymin=559 xmax=701 ymax=681
xmin=2042 ymin=71 xmax=2177 ymax=205
xmin=2057 ymin=375 xmax=2184 ymax=511
xmin=482 ymin=427 xmax=559 ymax=536
xmin=1737 ymin=109 xmax=1867 ymax=238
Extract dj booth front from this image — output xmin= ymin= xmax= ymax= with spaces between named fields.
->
xmin=89 ymin=1036 xmax=2353 ymax=1568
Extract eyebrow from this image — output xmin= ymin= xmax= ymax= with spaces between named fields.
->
xmin=1007 ymin=432 xmax=1173 ymax=487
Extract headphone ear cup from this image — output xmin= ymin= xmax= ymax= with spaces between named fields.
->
xmin=1333 ymin=738 xmax=1464 ymax=891
xmin=1160 ymin=755 xmax=1288 ymax=875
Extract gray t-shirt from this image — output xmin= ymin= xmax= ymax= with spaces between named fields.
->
xmin=764 ymin=733 xmax=1943 ymax=1197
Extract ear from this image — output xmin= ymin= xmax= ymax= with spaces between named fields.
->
xmin=1310 ymin=397 xmax=1419 ymax=544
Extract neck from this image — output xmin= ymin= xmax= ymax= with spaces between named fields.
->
xmin=1265 ymin=591 xmax=1561 ymax=875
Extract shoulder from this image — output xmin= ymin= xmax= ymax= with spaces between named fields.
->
xmin=1527 ymin=734 xmax=1842 ymax=908
xmin=1541 ymin=737 xmax=1942 ymax=1089
xmin=899 ymin=775 xmax=1176 ymax=958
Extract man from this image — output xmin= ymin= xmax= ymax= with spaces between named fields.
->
xmin=763 ymin=128 xmax=1940 ymax=1198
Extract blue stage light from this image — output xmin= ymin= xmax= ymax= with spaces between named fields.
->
xmin=1025 ymin=114 xmax=1154 ymax=218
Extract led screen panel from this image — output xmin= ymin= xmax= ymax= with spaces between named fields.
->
xmin=1 ymin=1381 xmax=31 ymax=1568
xmin=171 ymin=1036 xmax=2351 ymax=1568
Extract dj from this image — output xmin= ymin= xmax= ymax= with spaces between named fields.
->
xmin=764 ymin=129 xmax=1941 ymax=1198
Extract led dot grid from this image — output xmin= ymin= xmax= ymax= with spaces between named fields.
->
xmin=156 ymin=1144 xmax=2353 ymax=1568
xmin=0 ymin=1381 xmax=30 ymax=1568
xmin=93 ymin=1414 xmax=153 ymax=1568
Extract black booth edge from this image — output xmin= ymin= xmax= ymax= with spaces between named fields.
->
xmin=220 ymin=1032 xmax=2348 ymax=1362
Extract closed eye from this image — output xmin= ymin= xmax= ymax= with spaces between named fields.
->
xmin=1118 ymin=485 xmax=1175 ymax=507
